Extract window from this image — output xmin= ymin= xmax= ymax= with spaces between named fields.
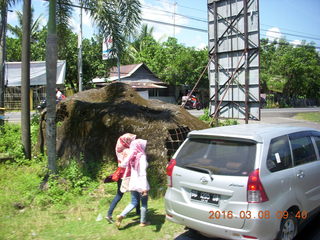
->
xmin=290 ymin=135 xmax=317 ymax=166
xmin=175 ymin=138 xmax=256 ymax=176
xmin=266 ymin=135 xmax=292 ymax=172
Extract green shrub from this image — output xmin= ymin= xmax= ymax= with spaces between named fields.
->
xmin=220 ymin=119 xmax=239 ymax=126
xmin=34 ymin=159 xmax=99 ymax=206
xmin=199 ymin=108 xmax=238 ymax=126
xmin=199 ymin=108 xmax=211 ymax=123
xmin=0 ymin=123 xmax=25 ymax=161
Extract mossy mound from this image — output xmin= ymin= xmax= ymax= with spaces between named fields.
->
xmin=39 ymin=83 xmax=208 ymax=194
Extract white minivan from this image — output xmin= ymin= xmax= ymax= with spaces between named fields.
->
xmin=165 ymin=124 xmax=320 ymax=240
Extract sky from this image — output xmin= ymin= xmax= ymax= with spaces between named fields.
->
xmin=6 ymin=0 xmax=320 ymax=50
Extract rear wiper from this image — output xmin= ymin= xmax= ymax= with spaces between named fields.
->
xmin=183 ymin=165 xmax=213 ymax=181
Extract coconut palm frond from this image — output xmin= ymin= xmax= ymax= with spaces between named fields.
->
xmin=82 ymin=0 xmax=141 ymax=57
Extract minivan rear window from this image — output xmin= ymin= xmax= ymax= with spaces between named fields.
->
xmin=175 ymin=138 xmax=256 ymax=176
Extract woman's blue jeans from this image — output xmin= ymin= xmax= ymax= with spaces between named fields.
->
xmin=120 ymin=191 xmax=148 ymax=223
xmin=107 ymin=180 xmax=140 ymax=217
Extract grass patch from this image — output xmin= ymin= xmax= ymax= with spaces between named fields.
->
xmin=294 ymin=112 xmax=320 ymax=123
xmin=0 ymin=115 xmax=186 ymax=240
xmin=0 ymin=163 xmax=185 ymax=240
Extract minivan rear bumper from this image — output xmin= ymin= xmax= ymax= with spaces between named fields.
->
xmin=165 ymin=204 xmax=280 ymax=240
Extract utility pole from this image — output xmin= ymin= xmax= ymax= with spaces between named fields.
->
xmin=21 ymin=0 xmax=32 ymax=159
xmin=173 ymin=1 xmax=177 ymax=38
xmin=78 ymin=3 xmax=83 ymax=92
xmin=0 ymin=4 xmax=8 ymax=126
xmin=46 ymin=0 xmax=57 ymax=174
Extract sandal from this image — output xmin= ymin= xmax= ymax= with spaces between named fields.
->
xmin=115 ymin=215 xmax=124 ymax=229
xmin=139 ymin=221 xmax=151 ymax=227
xmin=105 ymin=216 xmax=114 ymax=224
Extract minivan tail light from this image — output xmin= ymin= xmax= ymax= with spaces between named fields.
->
xmin=166 ymin=159 xmax=176 ymax=187
xmin=247 ymin=169 xmax=268 ymax=203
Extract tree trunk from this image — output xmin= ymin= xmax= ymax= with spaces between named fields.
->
xmin=46 ymin=0 xmax=57 ymax=174
xmin=0 ymin=5 xmax=7 ymax=126
xmin=21 ymin=0 xmax=31 ymax=159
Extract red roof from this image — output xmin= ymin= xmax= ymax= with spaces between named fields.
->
xmin=109 ymin=63 xmax=143 ymax=79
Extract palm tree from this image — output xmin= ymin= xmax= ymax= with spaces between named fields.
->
xmin=126 ymin=24 xmax=158 ymax=62
xmin=82 ymin=0 xmax=141 ymax=57
xmin=7 ymin=7 xmax=43 ymax=42
xmin=0 ymin=0 xmax=21 ymax=126
xmin=131 ymin=24 xmax=154 ymax=50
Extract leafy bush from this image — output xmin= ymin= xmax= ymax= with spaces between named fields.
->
xmin=220 ymin=119 xmax=239 ymax=126
xmin=34 ymin=159 xmax=99 ymax=206
xmin=0 ymin=123 xmax=25 ymax=161
xmin=199 ymin=108 xmax=238 ymax=126
xmin=0 ymin=114 xmax=42 ymax=165
xmin=198 ymin=108 xmax=211 ymax=123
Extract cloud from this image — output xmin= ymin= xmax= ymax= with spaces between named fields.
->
xmin=7 ymin=10 xmax=18 ymax=24
xmin=140 ymin=0 xmax=189 ymax=41
xmin=196 ymin=42 xmax=207 ymax=50
xmin=266 ymin=27 xmax=282 ymax=42
xmin=71 ymin=8 xmax=94 ymax=33
xmin=290 ymin=39 xmax=302 ymax=46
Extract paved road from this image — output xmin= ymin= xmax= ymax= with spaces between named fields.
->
xmin=189 ymin=107 xmax=320 ymax=130
xmin=4 ymin=111 xmax=37 ymax=124
xmin=174 ymin=213 xmax=320 ymax=240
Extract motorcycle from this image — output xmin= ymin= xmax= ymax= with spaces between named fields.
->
xmin=36 ymin=98 xmax=62 ymax=112
xmin=181 ymin=95 xmax=202 ymax=110
xmin=37 ymin=99 xmax=47 ymax=111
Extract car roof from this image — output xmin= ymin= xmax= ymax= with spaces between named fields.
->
xmin=188 ymin=124 xmax=318 ymax=143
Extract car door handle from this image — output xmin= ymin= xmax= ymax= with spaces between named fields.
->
xmin=297 ymin=170 xmax=305 ymax=179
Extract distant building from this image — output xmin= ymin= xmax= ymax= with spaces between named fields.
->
xmin=4 ymin=60 xmax=66 ymax=109
xmin=92 ymin=63 xmax=177 ymax=104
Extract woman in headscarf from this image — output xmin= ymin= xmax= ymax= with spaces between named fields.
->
xmin=116 ymin=139 xmax=150 ymax=228
xmin=106 ymin=133 xmax=140 ymax=223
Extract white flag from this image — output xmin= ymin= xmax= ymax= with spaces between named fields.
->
xmin=102 ymin=36 xmax=115 ymax=60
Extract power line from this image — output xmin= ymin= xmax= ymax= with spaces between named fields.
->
xmin=153 ymin=0 xmax=206 ymax=13
xmin=142 ymin=4 xmax=320 ymax=42
xmin=261 ymin=29 xmax=320 ymax=42
xmin=142 ymin=18 xmax=207 ymax=33
xmin=261 ymin=23 xmax=320 ymax=39
xmin=42 ymin=0 xmax=320 ymax=46
xmin=141 ymin=18 xmax=320 ymax=49
xmin=142 ymin=5 xmax=207 ymax=23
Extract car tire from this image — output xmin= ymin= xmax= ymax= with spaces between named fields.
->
xmin=277 ymin=212 xmax=298 ymax=240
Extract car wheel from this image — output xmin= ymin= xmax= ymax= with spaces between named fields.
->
xmin=278 ymin=213 xmax=298 ymax=240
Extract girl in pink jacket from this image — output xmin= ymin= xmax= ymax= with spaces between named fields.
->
xmin=116 ymin=139 xmax=150 ymax=228
xmin=106 ymin=133 xmax=140 ymax=223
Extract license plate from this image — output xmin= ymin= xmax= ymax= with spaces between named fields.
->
xmin=191 ymin=189 xmax=220 ymax=205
